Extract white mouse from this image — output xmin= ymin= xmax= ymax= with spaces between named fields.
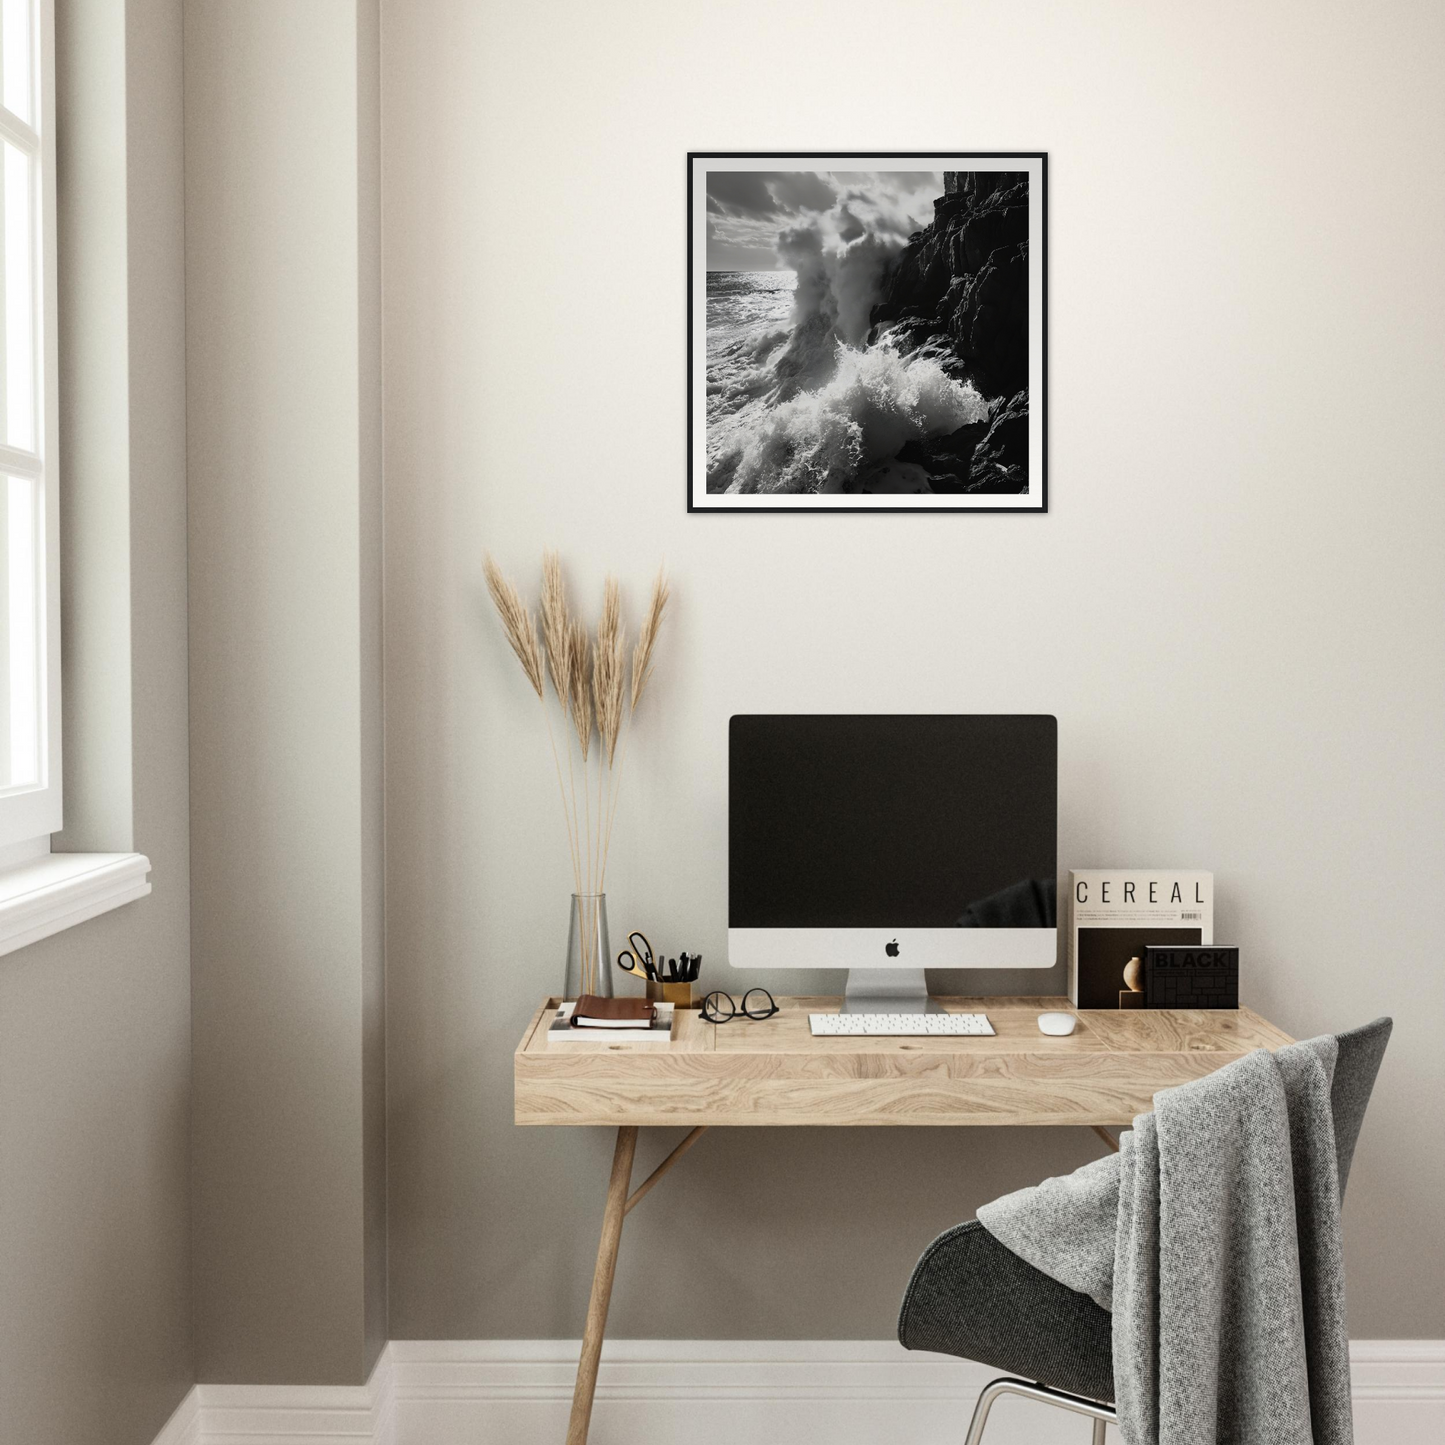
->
xmin=1037 ymin=1011 xmax=1078 ymax=1036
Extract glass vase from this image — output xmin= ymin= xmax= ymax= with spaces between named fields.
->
xmin=564 ymin=893 xmax=612 ymax=1001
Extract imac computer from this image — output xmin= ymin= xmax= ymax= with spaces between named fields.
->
xmin=728 ymin=714 xmax=1058 ymax=1013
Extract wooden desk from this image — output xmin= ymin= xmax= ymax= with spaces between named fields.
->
xmin=514 ymin=995 xmax=1293 ymax=1444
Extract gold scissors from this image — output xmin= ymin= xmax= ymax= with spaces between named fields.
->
xmin=616 ymin=930 xmax=657 ymax=982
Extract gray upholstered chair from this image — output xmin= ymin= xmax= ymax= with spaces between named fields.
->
xmin=898 ymin=1018 xmax=1392 ymax=1443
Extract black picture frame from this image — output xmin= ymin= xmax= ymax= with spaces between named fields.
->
xmin=688 ymin=152 xmax=1048 ymax=514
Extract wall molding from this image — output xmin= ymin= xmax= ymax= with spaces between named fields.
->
xmin=150 ymin=1339 xmax=1445 ymax=1445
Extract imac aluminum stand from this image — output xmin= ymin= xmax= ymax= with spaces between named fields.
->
xmin=841 ymin=968 xmax=940 ymax=1014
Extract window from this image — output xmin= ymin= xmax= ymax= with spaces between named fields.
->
xmin=0 ymin=0 xmax=149 ymax=951
xmin=0 ymin=0 xmax=57 ymax=855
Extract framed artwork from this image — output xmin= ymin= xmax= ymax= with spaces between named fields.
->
xmin=688 ymin=153 xmax=1047 ymax=513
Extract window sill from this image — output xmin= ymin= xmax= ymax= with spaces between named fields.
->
xmin=0 ymin=852 xmax=152 ymax=958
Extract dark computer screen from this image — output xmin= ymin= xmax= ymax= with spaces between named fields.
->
xmin=728 ymin=715 xmax=1057 ymax=929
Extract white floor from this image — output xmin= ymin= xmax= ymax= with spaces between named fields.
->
xmin=153 ymin=1338 xmax=1445 ymax=1445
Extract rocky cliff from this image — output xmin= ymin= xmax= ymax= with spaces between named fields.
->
xmin=869 ymin=172 xmax=1030 ymax=494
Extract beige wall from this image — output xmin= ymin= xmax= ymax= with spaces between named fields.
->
xmin=186 ymin=0 xmax=385 ymax=1386
xmin=381 ymin=0 xmax=1445 ymax=1343
xmin=0 ymin=2 xmax=193 ymax=1443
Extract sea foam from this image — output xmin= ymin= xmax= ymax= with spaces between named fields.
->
xmin=713 ymin=342 xmax=987 ymax=495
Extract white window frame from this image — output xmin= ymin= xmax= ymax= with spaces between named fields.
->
xmin=0 ymin=0 xmax=150 ymax=955
xmin=0 ymin=0 xmax=59 ymax=853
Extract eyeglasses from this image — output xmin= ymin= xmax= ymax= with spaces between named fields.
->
xmin=700 ymin=988 xmax=779 ymax=1023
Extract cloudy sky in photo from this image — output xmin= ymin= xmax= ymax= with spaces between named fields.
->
xmin=705 ymin=170 xmax=944 ymax=270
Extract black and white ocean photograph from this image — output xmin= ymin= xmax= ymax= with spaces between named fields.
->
xmin=688 ymin=154 xmax=1045 ymax=512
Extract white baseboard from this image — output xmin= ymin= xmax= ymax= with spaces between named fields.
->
xmin=150 ymin=1339 xmax=1445 ymax=1445
xmin=151 ymin=1385 xmax=200 ymax=1445
xmin=149 ymin=1353 xmax=394 ymax=1445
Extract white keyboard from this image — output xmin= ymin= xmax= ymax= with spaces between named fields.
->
xmin=808 ymin=1012 xmax=995 ymax=1037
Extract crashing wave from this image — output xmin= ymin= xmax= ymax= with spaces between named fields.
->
xmin=766 ymin=225 xmax=902 ymax=401
xmin=709 ymin=341 xmax=987 ymax=495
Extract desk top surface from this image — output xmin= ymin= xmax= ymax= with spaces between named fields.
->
xmin=514 ymin=996 xmax=1293 ymax=1128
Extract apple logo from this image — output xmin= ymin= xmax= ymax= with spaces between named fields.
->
xmin=885 ymin=939 xmax=900 ymax=957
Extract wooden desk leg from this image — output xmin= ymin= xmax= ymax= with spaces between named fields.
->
xmin=566 ymin=1125 xmax=638 ymax=1445
xmin=625 ymin=1126 xmax=706 ymax=1215
xmin=1091 ymin=1125 xmax=1121 ymax=1153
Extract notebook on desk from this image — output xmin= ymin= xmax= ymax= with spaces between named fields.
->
xmin=572 ymin=995 xmax=656 ymax=1028
xmin=546 ymin=1000 xmax=675 ymax=1045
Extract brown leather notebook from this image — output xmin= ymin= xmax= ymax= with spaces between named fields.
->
xmin=571 ymin=995 xmax=656 ymax=1028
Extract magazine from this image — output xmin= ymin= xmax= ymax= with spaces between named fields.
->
xmin=1068 ymin=870 xmax=1213 ymax=1009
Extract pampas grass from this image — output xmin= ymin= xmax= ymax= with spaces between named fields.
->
xmin=567 ymin=618 xmax=593 ymax=761
xmin=631 ymin=568 xmax=669 ymax=710
xmin=483 ymin=556 xmax=544 ymax=700
xmin=594 ymin=579 xmax=625 ymax=767
xmin=484 ymin=552 xmax=670 ymax=994
xmin=540 ymin=551 xmax=572 ymax=703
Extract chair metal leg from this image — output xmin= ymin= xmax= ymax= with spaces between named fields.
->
xmin=963 ymin=1377 xmax=1117 ymax=1445
xmin=962 ymin=1379 xmax=1008 ymax=1445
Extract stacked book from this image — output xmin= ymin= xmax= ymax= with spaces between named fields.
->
xmin=546 ymin=997 xmax=676 ymax=1045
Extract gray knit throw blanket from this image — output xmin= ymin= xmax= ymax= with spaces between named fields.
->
xmin=977 ymin=1037 xmax=1353 ymax=1445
